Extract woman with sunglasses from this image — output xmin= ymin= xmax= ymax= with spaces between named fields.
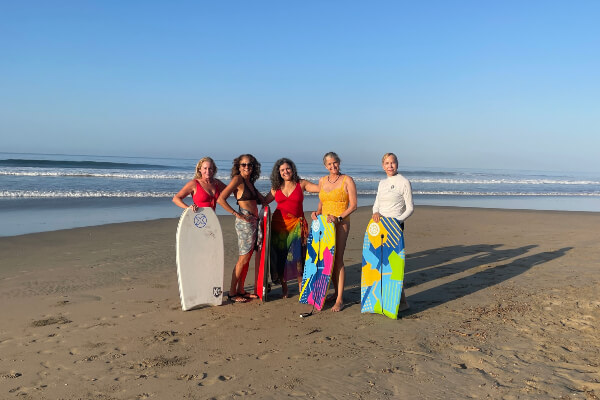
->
xmin=312 ymin=151 xmax=357 ymax=312
xmin=217 ymin=154 xmax=266 ymax=303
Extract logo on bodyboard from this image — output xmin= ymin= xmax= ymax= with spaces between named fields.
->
xmin=194 ymin=213 xmax=208 ymax=228
xmin=213 ymin=287 xmax=222 ymax=297
xmin=368 ymin=222 xmax=380 ymax=237
xmin=312 ymin=220 xmax=320 ymax=232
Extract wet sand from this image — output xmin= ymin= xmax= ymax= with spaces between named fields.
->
xmin=1 ymin=206 xmax=599 ymax=399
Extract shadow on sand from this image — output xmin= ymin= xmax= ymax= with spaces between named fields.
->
xmin=343 ymin=244 xmax=573 ymax=315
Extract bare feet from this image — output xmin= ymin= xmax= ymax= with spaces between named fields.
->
xmin=398 ymin=301 xmax=410 ymax=312
xmin=331 ymin=300 xmax=344 ymax=312
xmin=227 ymin=293 xmax=248 ymax=303
xmin=239 ymin=292 xmax=259 ymax=300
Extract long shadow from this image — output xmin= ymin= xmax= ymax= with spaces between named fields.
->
xmin=404 ymin=244 xmax=538 ymax=289
xmin=342 ymin=246 xmax=573 ymax=314
xmin=402 ymin=247 xmax=573 ymax=315
xmin=408 ymin=244 xmax=504 ymax=272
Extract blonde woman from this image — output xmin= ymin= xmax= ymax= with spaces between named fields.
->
xmin=372 ymin=152 xmax=414 ymax=311
xmin=173 ymin=157 xmax=226 ymax=211
xmin=311 ymin=152 xmax=357 ymax=312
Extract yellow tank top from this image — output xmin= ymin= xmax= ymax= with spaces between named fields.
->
xmin=319 ymin=176 xmax=349 ymax=218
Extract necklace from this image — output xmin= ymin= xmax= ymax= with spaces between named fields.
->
xmin=327 ymin=174 xmax=341 ymax=184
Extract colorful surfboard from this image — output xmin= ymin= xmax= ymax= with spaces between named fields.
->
xmin=299 ymin=215 xmax=336 ymax=310
xmin=254 ymin=206 xmax=271 ymax=301
xmin=361 ymin=217 xmax=405 ymax=319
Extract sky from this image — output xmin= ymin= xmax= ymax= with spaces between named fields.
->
xmin=1 ymin=1 xmax=599 ymax=172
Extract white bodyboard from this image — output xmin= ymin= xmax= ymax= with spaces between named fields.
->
xmin=176 ymin=207 xmax=224 ymax=310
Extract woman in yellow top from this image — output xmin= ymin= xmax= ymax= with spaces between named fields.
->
xmin=311 ymin=152 xmax=357 ymax=312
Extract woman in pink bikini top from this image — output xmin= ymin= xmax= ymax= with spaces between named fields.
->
xmin=172 ymin=157 xmax=226 ymax=211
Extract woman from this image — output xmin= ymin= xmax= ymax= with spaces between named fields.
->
xmin=312 ymin=152 xmax=357 ymax=312
xmin=372 ymin=152 xmax=414 ymax=312
xmin=264 ymin=158 xmax=319 ymax=298
xmin=217 ymin=154 xmax=265 ymax=303
xmin=172 ymin=157 xmax=226 ymax=211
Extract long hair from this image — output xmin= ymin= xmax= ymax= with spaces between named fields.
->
xmin=194 ymin=157 xmax=217 ymax=179
xmin=230 ymin=154 xmax=261 ymax=183
xmin=270 ymin=158 xmax=300 ymax=190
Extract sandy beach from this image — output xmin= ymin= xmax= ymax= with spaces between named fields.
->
xmin=1 ymin=205 xmax=599 ymax=399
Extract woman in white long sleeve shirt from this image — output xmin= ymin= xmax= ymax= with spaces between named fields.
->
xmin=372 ymin=152 xmax=413 ymax=311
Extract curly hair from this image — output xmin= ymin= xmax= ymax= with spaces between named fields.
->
xmin=194 ymin=157 xmax=217 ymax=179
xmin=270 ymin=158 xmax=300 ymax=190
xmin=230 ymin=154 xmax=261 ymax=183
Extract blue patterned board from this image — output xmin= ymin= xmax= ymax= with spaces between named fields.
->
xmin=299 ymin=215 xmax=336 ymax=311
xmin=361 ymin=216 xmax=405 ymax=319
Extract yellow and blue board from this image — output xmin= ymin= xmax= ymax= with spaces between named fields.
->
xmin=361 ymin=217 xmax=405 ymax=319
xmin=299 ymin=215 xmax=336 ymax=310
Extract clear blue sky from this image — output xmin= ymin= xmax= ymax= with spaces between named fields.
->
xmin=2 ymin=1 xmax=599 ymax=172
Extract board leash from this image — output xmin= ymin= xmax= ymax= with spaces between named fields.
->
xmin=300 ymin=227 xmax=322 ymax=318
xmin=380 ymin=233 xmax=384 ymax=309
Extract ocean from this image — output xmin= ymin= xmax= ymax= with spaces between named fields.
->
xmin=1 ymin=152 xmax=599 ymax=236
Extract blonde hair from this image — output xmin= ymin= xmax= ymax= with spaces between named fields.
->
xmin=194 ymin=157 xmax=217 ymax=179
xmin=381 ymin=153 xmax=398 ymax=164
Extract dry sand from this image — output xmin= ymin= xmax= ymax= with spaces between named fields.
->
xmin=1 ymin=206 xmax=599 ymax=399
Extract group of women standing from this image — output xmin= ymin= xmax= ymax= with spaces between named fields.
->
xmin=173 ymin=151 xmax=412 ymax=312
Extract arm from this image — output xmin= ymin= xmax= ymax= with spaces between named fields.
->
xmin=310 ymin=178 xmax=323 ymax=220
xmin=372 ymin=181 xmax=381 ymax=222
xmin=217 ymin=176 xmax=249 ymax=221
xmin=172 ymin=180 xmax=196 ymax=210
xmin=300 ymin=179 xmax=319 ymax=193
xmin=397 ymin=180 xmax=414 ymax=223
xmin=256 ymin=186 xmax=269 ymax=207
xmin=311 ymin=200 xmax=322 ymax=220
xmin=263 ymin=188 xmax=276 ymax=205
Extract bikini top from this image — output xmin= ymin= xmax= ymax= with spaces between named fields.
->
xmin=237 ymin=179 xmax=259 ymax=204
xmin=193 ymin=180 xmax=220 ymax=210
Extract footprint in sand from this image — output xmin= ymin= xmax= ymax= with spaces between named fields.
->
xmin=199 ymin=374 xmax=233 ymax=386
xmin=177 ymin=372 xmax=207 ymax=381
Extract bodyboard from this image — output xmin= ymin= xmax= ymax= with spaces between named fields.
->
xmin=361 ymin=217 xmax=405 ymax=319
xmin=299 ymin=215 xmax=336 ymax=310
xmin=254 ymin=206 xmax=271 ymax=301
xmin=176 ymin=207 xmax=224 ymax=310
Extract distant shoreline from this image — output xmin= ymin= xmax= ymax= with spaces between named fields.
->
xmin=2 ymin=203 xmax=599 ymax=238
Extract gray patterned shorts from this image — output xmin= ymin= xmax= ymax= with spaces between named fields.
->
xmin=235 ymin=208 xmax=258 ymax=255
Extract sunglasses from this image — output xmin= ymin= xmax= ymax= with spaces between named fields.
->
xmin=240 ymin=163 xmax=254 ymax=168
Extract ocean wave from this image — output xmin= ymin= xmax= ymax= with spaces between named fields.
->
xmin=0 ymin=158 xmax=174 ymax=170
xmin=0 ymin=190 xmax=174 ymax=198
xmin=3 ymin=169 xmax=599 ymax=186
xmin=412 ymin=191 xmax=600 ymax=197
xmin=2 ymin=190 xmax=599 ymax=199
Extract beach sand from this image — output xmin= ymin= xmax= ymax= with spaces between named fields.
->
xmin=1 ymin=206 xmax=599 ymax=399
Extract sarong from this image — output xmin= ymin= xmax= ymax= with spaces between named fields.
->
xmin=270 ymin=210 xmax=308 ymax=282
xmin=234 ymin=208 xmax=258 ymax=255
